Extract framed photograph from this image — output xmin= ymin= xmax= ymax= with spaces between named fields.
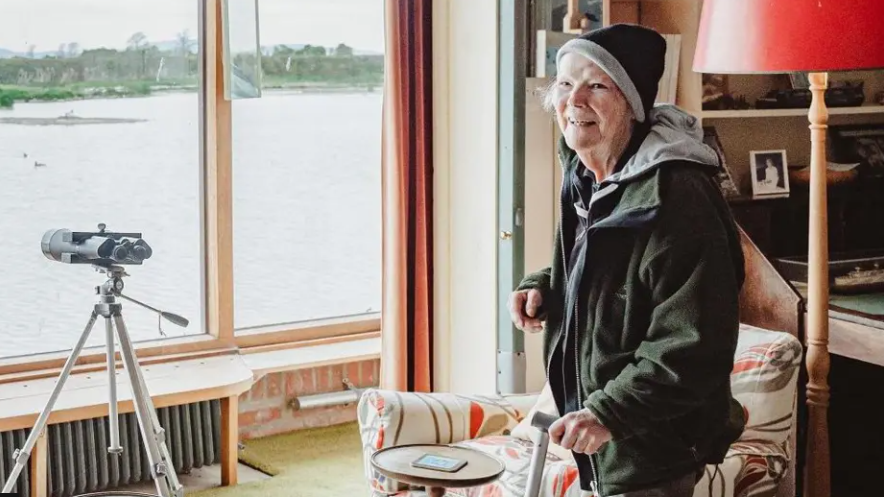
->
xmin=750 ymin=150 xmax=790 ymax=198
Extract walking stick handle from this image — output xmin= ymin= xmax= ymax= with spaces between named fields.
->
xmin=531 ymin=411 xmax=558 ymax=432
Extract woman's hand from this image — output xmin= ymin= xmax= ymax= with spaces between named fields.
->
xmin=508 ymin=289 xmax=544 ymax=333
xmin=549 ymin=408 xmax=612 ymax=455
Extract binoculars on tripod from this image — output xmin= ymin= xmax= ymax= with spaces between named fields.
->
xmin=41 ymin=223 xmax=153 ymax=266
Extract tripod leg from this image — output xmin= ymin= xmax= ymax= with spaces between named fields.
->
xmin=105 ymin=316 xmax=123 ymax=455
xmin=2 ymin=312 xmax=100 ymax=494
xmin=112 ymin=314 xmax=182 ymax=497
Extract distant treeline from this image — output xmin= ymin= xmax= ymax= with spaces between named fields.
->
xmin=262 ymin=44 xmax=383 ymax=85
xmin=0 ymin=38 xmax=383 ymax=107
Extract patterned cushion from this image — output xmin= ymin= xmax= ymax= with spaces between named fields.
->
xmin=365 ymin=437 xmax=787 ymax=497
xmin=730 ymin=324 xmax=803 ymax=446
xmin=697 ymin=441 xmax=789 ymax=497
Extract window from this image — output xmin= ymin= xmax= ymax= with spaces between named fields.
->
xmin=0 ymin=1 xmax=203 ymax=359
xmin=231 ymin=0 xmax=384 ymax=331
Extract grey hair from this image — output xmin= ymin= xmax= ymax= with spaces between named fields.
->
xmin=533 ymin=78 xmax=558 ymax=113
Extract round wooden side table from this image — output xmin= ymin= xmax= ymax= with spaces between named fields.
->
xmin=370 ymin=443 xmax=506 ymax=497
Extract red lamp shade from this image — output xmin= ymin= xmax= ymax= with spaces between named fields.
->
xmin=693 ymin=0 xmax=884 ymax=73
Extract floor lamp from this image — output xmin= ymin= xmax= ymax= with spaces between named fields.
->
xmin=692 ymin=2 xmax=884 ymax=497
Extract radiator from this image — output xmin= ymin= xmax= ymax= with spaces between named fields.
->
xmin=1 ymin=400 xmax=222 ymax=497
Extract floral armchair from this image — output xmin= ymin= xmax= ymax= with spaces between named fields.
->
xmin=357 ymin=323 xmax=803 ymax=497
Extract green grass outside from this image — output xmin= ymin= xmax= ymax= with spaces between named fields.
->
xmin=0 ymin=75 xmax=381 ymax=108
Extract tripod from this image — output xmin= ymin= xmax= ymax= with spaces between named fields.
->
xmin=2 ymin=264 xmax=184 ymax=497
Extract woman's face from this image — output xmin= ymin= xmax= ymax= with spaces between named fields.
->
xmin=553 ymin=53 xmax=633 ymax=155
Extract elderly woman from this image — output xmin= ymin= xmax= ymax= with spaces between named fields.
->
xmin=508 ymin=24 xmax=746 ymax=497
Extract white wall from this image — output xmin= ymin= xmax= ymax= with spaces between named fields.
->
xmin=432 ymin=6 xmax=563 ymax=395
xmin=432 ymin=0 xmax=500 ymax=395
xmin=523 ymin=78 xmax=558 ymax=393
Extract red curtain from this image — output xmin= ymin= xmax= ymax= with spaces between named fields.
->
xmin=380 ymin=0 xmax=433 ymax=392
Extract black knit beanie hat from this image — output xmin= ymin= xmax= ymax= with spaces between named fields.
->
xmin=556 ymin=23 xmax=667 ymax=123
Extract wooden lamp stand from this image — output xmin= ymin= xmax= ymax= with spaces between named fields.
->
xmin=804 ymin=71 xmax=831 ymax=497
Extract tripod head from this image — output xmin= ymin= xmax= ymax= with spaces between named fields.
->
xmin=91 ymin=261 xmax=189 ymax=330
xmin=93 ymin=261 xmax=129 ymax=295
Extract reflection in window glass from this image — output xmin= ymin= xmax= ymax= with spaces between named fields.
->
xmin=0 ymin=1 xmax=203 ymax=358
xmin=232 ymin=0 xmax=384 ymax=330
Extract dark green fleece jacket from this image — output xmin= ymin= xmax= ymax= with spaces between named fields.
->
xmin=517 ymin=105 xmax=747 ymax=496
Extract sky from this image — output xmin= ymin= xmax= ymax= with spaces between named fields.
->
xmin=0 ymin=0 xmax=385 ymax=53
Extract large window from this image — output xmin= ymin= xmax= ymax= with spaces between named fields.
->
xmin=231 ymin=0 xmax=384 ymax=331
xmin=0 ymin=0 xmax=385 ymax=363
xmin=0 ymin=1 xmax=203 ymax=359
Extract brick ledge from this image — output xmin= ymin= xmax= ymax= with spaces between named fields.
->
xmin=237 ymin=342 xmax=380 ymax=439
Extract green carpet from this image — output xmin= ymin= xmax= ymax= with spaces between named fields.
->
xmin=188 ymin=422 xmax=370 ymax=497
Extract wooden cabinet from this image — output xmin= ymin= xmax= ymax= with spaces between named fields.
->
xmin=769 ymin=177 xmax=884 ymax=258
xmin=726 ymin=197 xmax=784 ymax=256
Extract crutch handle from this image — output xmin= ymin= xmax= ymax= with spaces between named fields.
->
xmin=530 ymin=411 xmax=559 ymax=432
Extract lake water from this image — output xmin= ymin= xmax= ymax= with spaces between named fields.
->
xmin=0 ymin=90 xmax=382 ymax=358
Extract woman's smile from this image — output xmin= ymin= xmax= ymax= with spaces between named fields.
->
xmin=567 ymin=117 xmax=597 ymax=127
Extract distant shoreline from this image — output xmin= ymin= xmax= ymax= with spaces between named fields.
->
xmin=139 ymin=82 xmax=382 ymax=93
xmin=0 ymin=84 xmax=381 ymax=125
xmin=0 ymin=81 xmax=382 ymax=109
xmin=0 ymin=115 xmax=147 ymax=126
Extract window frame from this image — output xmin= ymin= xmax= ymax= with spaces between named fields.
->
xmin=0 ymin=0 xmax=381 ymax=376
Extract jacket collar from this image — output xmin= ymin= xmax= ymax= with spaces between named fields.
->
xmin=560 ymin=137 xmax=663 ymax=231
xmin=557 ymin=104 xmax=719 ymax=230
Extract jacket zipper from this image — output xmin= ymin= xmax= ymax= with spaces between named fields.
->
xmin=549 ymin=164 xmax=603 ymax=497
xmin=577 ymin=228 xmax=603 ymax=497
xmin=574 ymin=298 xmax=601 ymax=497
xmin=585 ymin=182 xmax=602 ymax=497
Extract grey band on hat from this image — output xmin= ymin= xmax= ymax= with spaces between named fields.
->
xmin=556 ymin=38 xmax=645 ymax=122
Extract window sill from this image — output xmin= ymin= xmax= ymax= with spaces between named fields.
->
xmin=0 ymin=330 xmax=382 ymax=432
xmin=241 ymin=333 xmax=381 ymax=379
xmin=0 ymin=351 xmax=253 ymax=432
xmin=0 ymin=334 xmax=232 ymax=379
xmin=234 ymin=313 xmax=380 ymax=349
xmin=0 ymin=315 xmax=380 ymax=380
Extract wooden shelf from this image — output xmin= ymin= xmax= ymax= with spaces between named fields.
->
xmin=726 ymin=195 xmax=791 ymax=205
xmin=702 ymin=105 xmax=884 ymax=119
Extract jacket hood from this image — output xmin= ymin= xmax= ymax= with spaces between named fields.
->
xmin=558 ymin=104 xmax=720 ymax=185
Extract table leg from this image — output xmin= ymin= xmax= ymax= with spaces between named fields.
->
xmin=220 ymin=395 xmax=239 ymax=486
xmin=427 ymin=487 xmax=446 ymax=497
